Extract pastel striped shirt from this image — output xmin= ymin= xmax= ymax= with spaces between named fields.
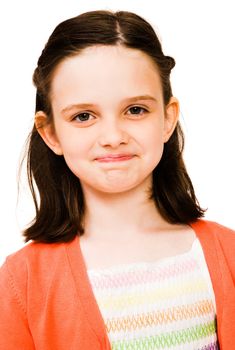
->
xmin=87 ymin=238 xmax=219 ymax=349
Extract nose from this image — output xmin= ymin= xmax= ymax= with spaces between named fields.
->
xmin=98 ymin=118 xmax=129 ymax=148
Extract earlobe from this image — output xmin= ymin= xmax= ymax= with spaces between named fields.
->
xmin=35 ymin=111 xmax=63 ymax=155
xmin=163 ymin=97 xmax=180 ymax=143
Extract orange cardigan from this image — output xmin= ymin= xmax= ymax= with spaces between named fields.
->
xmin=0 ymin=219 xmax=234 ymax=349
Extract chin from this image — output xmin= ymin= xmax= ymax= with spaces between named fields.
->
xmin=80 ymin=173 xmax=152 ymax=194
xmin=93 ymin=180 xmax=148 ymax=194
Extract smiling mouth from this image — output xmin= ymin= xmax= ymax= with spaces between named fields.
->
xmin=95 ymin=155 xmax=135 ymax=163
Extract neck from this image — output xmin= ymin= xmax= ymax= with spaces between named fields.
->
xmin=81 ymin=180 xmax=168 ymax=242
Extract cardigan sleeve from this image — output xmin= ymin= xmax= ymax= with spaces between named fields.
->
xmin=0 ymin=259 xmax=35 ymax=350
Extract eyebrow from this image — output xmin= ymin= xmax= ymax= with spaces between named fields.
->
xmin=61 ymin=95 xmax=157 ymax=114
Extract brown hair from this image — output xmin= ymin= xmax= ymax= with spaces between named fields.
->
xmin=23 ymin=10 xmax=205 ymax=243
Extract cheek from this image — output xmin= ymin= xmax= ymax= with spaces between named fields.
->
xmin=56 ymin=129 xmax=92 ymax=171
xmin=63 ymin=143 xmax=89 ymax=166
xmin=140 ymin=122 xmax=165 ymax=165
xmin=56 ymin=126 xmax=89 ymax=156
xmin=61 ymin=142 xmax=88 ymax=179
xmin=140 ymin=120 xmax=165 ymax=149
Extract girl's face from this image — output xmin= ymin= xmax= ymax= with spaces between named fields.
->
xmin=36 ymin=45 xmax=179 ymax=196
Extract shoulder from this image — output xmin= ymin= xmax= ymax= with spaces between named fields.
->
xmin=192 ymin=219 xmax=235 ymax=254
xmin=191 ymin=218 xmax=235 ymax=241
xmin=0 ymin=238 xmax=76 ymax=286
xmin=0 ymin=238 xmax=78 ymax=313
xmin=4 ymin=240 xmax=66 ymax=266
xmin=192 ymin=219 xmax=235 ymax=279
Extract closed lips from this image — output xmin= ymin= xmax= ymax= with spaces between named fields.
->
xmin=95 ymin=154 xmax=135 ymax=161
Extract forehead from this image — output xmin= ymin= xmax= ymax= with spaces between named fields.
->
xmin=50 ymin=45 xmax=162 ymax=104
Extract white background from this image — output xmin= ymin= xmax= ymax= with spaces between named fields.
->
xmin=0 ymin=0 xmax=234 ymax=265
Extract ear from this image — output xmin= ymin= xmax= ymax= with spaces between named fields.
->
xmin=163 ymin=97 xmax=180 ymax=143
xmin=34 ymin=111 xmax=63 ymax=155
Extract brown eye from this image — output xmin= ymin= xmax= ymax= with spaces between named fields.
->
xmin=128 ymin=106 xmax=147 ymax=115
xmin=73 ymin=112 xmax=93 ymax=122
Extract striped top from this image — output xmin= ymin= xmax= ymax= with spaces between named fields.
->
xmin=87 ymin=238 xmax=219 ymax=350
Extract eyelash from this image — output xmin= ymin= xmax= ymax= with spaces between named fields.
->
xmin=72 ymin=106 xmax=148 ymax=123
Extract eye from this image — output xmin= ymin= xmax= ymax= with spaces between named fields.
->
xmin=72 ymin=112 xmax=94 ymax=123
xmin=127 ymin=106 xmax=148 ymax=116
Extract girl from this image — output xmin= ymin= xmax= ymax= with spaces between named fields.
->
xmin=0 ymin=10 xmax=234 ymax=350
